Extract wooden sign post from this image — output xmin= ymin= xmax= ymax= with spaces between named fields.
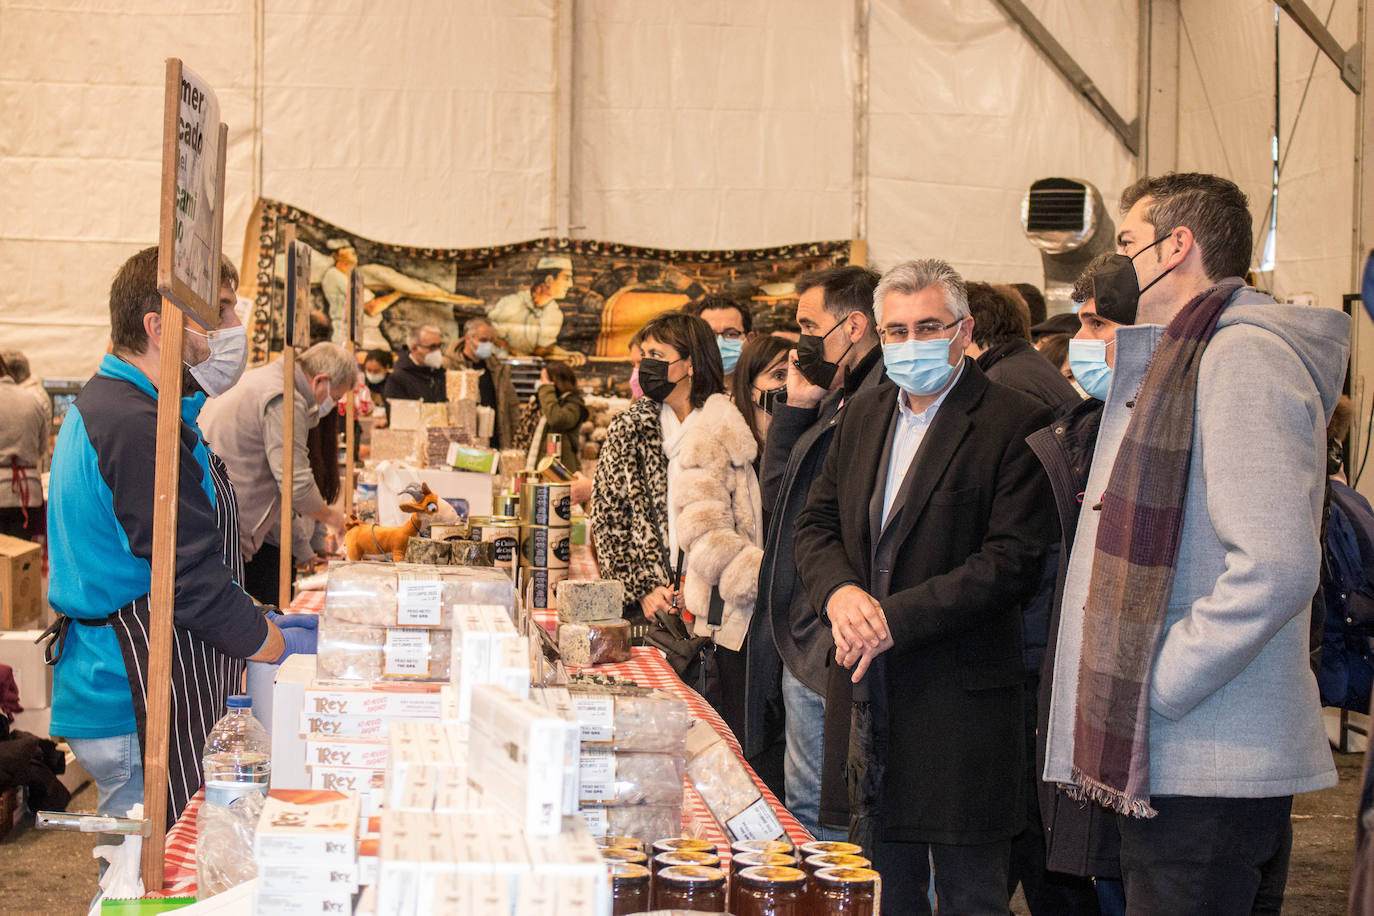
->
xmin=344 ymin=267 xmax=364 ymax=516
xmin=278 ymin=229 xmax=310 ymax=611
xmin=146 ymin=57 xmax=228 ymax=890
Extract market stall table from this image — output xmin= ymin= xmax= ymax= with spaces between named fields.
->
xmin=155 ymin=585 xmax=810 ymax=896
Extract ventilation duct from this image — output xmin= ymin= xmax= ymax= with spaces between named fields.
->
xmin=1020 ymin=178 xmax=1116 ymax=313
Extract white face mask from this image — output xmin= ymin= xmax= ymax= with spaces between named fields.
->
xmin=423 ymin=349 xmax=444 ymax=369
xmin=317 ymin=394 xmax=335 ymax=417
xmin=474 ymin=341 xmax=494 ymax=360
xmin=365 ymin=371 xmax=386 ymax=385
xmin=186 ymin=324 xmax=248 ymax=397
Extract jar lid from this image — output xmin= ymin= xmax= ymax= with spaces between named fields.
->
xmin=805 ymin=853 xmax=871 ymax=869
xmin=800 ymin=840 xmax=862 ymax=856
xmin=652 ymin=837 xmax=716 ymax=854
xmin=655 ymin=851 xmax=720 ymax=869
xmin=609 ymin=862 xmax=650 ymax=882
xmin=732 ymin=852 xmax=797 ymax=869
xmin=656 ymin=865 xmax=726 ymax=886
xmin=815 ymin=866 xmax=881 ymax=886
xmin=601 ymin=848 xmax=648 ymax=865
xmin=738 ymin=865 xmax=807 ymax=887
xmin=593 ymin=834 xmax=641 ymax=849
xmin=731 ymin=838 xmax=794 ymax=856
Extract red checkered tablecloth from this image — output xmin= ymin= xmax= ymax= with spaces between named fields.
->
xmin=159 ymin=575 xmax=809 ymax=895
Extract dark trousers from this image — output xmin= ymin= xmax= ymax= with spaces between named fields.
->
xmin=243 ymin=542 xmax=281 ymax=607
xmin=1116 ymin=795 xmax=1293 ymax=916
xmin=872 ymin=837 xmax=1011 ymax=916
xmin=1009 ymin=676 xmax=1101 ymax=914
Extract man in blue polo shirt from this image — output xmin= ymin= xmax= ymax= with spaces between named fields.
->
xmin=46 ymin=246 xmax=314 ymax=829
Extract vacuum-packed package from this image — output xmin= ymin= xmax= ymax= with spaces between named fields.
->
xmin=317 ymin=621 xmax=453 ymax=682
xmin=684 ymin=721 xmax=786 ymax=842
xmin=323 ymin=561 xmax=513 ymax=628
xmin=567 ymin=683 xmax=691 ymax=753
xmin=578 ymin=748 xmax=685 ymax=807
xmin=558 ymin=618 xmax=632 ymax=667
xmin=578 ymin=803 xmax=682 ymax=845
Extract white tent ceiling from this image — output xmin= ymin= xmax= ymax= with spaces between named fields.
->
xmin=1 ymin=0 xmax=1367 ymax=409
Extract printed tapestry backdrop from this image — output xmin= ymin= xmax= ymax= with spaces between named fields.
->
xmin=240 ymin=199 xmax=859 ymax=389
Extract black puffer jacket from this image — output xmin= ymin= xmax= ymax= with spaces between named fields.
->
xmin=383 ymin=350 xmax=446 ymax=403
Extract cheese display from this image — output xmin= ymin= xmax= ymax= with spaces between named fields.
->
xmin=555 ymin=579 xmax=625 ymax=623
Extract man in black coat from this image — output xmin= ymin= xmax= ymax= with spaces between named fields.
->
xmin=795 ymin=259 xmax=1057 ymax=915
xmin=753 ymin=264 xmax=884 ymax=840
xmin=383 ymin=323 xmax=447 ymax=403
xmin=966 ymin=281 xmax=1081 ymax=416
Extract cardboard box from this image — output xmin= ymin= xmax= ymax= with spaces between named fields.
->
xmin=0 ymin=535 xmax=41 ymax=630
xmin=270 ymin=654 xmax=316 ymax=789
xmin=0 ymin=629 xmax=49 ymax=708
xmin=468 ymin=685 xmax=576 ymax=836
xmin=254 ymin=789 xmax=360 ymax=863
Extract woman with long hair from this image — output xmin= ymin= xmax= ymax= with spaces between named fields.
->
xmin=730 ymin=335 xmax=791 ymax=460
xmin=531 ymin=360 xmax=588 ymax=472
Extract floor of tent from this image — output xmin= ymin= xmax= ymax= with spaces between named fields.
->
xmin=0 ymin=749 xmax=1363 ymax=914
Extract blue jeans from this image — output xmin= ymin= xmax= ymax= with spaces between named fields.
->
xmin=68 ymin=732 xmax=144 ymax=819
xmin=781 ymin=666 xmax=849 ymax=841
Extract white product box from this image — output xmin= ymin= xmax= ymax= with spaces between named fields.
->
xmin=254 ymin=789 xmax=360 ymax=864
xmin=0 ymin=629 xmax=50 ymax=708
xmin=451 ymin=604 xmax=517 ymax=722
xmin=468 ymin=685 xmax=577 ymax=836
xmin=270 ymin=653 xmax=316 ymax=789
xmin=256 ymin=860 xmax=360 ymax=895
xmin=299 ymin=711 xmax=428 ymax=738
xmin=302 ymin=680 xmax=445 ymax=719
xmin=252 ymin=889 xmax=354 ymax=915
xmin=530 ymin=687 xmax=581 ymax=815
xmin=308 ymin=765 xmax=385 ymax=796
xmin=305 ymin=735 xmax=389 ymax=770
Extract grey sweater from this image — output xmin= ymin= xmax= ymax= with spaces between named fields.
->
xmin=1044 ymin=288 xmax=1347 ymax=799
xmin=200 ymin=362 xmax=325 ymax=561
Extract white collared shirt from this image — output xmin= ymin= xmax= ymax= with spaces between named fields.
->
xmin=881 ymin=362 xmax=964 ymax=528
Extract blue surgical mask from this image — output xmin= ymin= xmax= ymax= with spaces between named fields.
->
xmin=1067 ymin=338 xmax=1114 ymax=401
xmin=882 ymin=336 xmax=959 ymax=396
xmin=717 ymin=336 xmax=742 ymax=374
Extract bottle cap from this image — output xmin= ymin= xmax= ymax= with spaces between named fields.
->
xmin=227 ymin=695 xmax=252 ymax=709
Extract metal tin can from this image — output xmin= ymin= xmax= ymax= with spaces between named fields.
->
xmin=427 ymin=523 xmax=465 ymax=541
xmin=522 ymin=565 xmax=569 ymax=611
xmin=468 ymin=515 xmax=520 ymax=569
xmin=495 ymin=491 xmax=520 ymax=518
xmin=537 ymin=454 xmax=575 ymax=482
xmin=520 ymin=481 xmax=572 ymax=528
xmin=520 ymin=524 xmax=571 ymax=569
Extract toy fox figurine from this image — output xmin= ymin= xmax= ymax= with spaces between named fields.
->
xmin=344 ymin=482 xmax=445 ymax=561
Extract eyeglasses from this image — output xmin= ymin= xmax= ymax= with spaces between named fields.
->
xmin=877 ymin=318 xmax=961 ymax=344
xmin=717 ymin=328 xmax=746 ymax=340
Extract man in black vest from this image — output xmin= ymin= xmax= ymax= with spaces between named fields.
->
xmin=795 ymin=258 xmax=1057 ymax=914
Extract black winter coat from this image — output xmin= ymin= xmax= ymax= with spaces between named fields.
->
xmin=1025 ymin=397 xmax=1122 ymax=879
xmin=794 ymin=361 xmax=1056 ymax=846
xmin=383 ymin=351 xmax=447 ymax=403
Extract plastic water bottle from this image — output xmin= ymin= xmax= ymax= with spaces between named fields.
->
xmin=202 ymin=695 xmax=271 ymax=808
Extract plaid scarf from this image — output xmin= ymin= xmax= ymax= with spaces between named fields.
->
xmin=1070 ymin=276 xmax=1244 ymax=818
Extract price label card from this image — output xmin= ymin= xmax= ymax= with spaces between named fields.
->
xmin=580 ymin=807 xmax=610 ymax=835
xmin=397 ymin=574 xmax=443 ymax=626
xmin=384 ymin=629 xmax=432 ymax=678
xmin=725 ymin=796 xmax=785 ymax=842
xmin=578 ymin=747 xmax=617 ymax=802
xmin=571 ymin=696 xmax=615 ymax=744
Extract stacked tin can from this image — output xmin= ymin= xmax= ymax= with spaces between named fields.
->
xmin=517 ymin=473 xmax=573 ymax=614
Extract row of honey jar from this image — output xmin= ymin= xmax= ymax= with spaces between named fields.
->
xmin=594 ymin=835 xmax=880 ymax=916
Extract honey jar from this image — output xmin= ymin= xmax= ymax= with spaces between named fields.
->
xmin=651 ymin=865 xmax=727 ymax=912
xmin=733 ymin=865 xmax=808 ymax=916
xmin=610 ymin=861 xmax=651 ymax=915
xmin=811 ymin=866 xmax=881 ymax=916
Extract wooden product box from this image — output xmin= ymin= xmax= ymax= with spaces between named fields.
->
xmin=0 ymin=534 xmax=41 ymax=630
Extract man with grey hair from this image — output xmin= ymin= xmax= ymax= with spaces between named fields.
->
xmin=201 ymin=341 xmax=354 ymax=603
xmin=443 ymin=315 xmax=518 ymax=448
xmin=794 ymin=258 xmax=1057 ymax=913
xmin=384 ymin=323 xmax=448 ymax=404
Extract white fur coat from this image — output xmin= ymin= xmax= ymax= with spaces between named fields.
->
xmin=669 ymin=393 xmax=764 ymax=651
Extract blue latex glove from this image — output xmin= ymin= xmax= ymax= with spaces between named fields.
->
xmin=278 ymin=624 xmax=318 ymax=662
xmin=266 ymin=610 xmax=319 ymax=631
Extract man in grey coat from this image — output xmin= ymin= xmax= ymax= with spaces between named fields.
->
xmin=1043 ymin=173 xmax=1345 ymax=913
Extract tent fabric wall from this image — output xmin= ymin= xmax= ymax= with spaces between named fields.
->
xmin=0 ymin=0 xmax=1365 ymax=385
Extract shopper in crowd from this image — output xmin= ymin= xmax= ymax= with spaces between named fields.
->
xmin=1030 ymin=311 xmax=1081 ymax=346
xmin=443 ymin=316 xmax=519 ymax=448
xmin=362 ymin=348 xmax=393 ymax=427
xmin=0 ymin=351 xmax=47 ymax=542
xmin=794 ymin=258 xmax=1057 ymax=913
xmin=532 ymin=361 xmax=588 ymax=472
xmin=1042 ymin=173 xmax=1347 ymax=913
xmin=755 ymin=264 xmax=884 ymax=841
xmin=1013 ymin=282 xmax=1049 ymax=327
xmin=385 ymin=323 xmax=448 ymax=403
xmin=1037 ymin=332 xmax=1074 ymax=392
xmin=1020 ymin=255 xmax=1125 ymax=916
xmin=294 ymin=391 xmax=344 ymax=569
xmin=1 ymin=348 xmax=50 ymax=425
xmin=45 ymin=246 xmax=313 ymax=832
xmin=627 ymin=329 xmax=646 ymax=399
xmin=965 ymin=281 xmax=1080 ymax=416
xmin=730 ymin=334 xmax=790 ymax=461
xmin=201 ymin=342 xmax=353 ymax=604
xmin=684 ymin=294 xmax=754 ymax=387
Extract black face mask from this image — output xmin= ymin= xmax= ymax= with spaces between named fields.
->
xmin=754 ymin=385 xmax=786 ymax=415
xmin=1093 ymin=235 xmax=1175 ymax=325
xmin=796 ymin=314 xmax=856 ymax=388
xmin=638 ymin=357 xmax=682 ymax=402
